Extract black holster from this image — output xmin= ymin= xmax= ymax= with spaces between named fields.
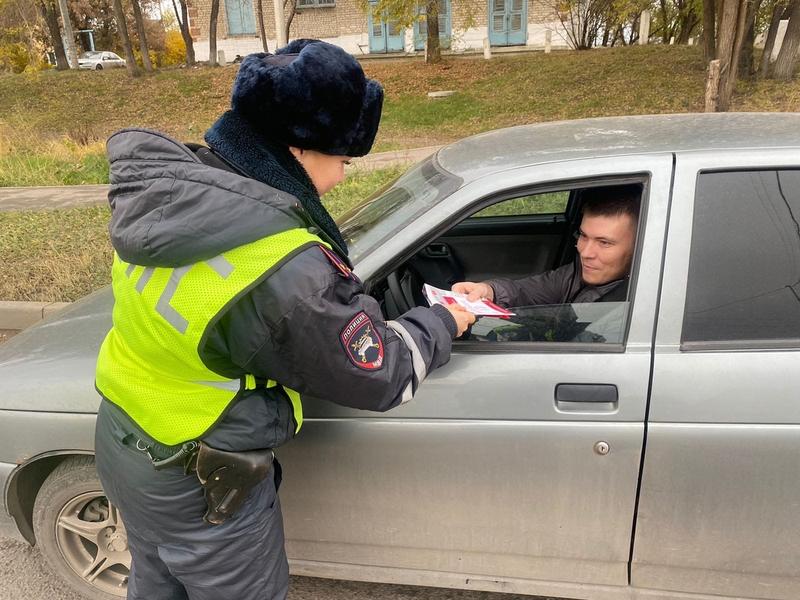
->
xmin=191 ymin=442 xmax=274 ymax=525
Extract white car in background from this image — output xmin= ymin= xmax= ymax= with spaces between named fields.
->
xmin=78 ymin=51 xmax=125 ymax=70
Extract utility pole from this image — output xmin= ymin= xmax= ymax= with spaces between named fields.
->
xmin=274 ymin=0 xmax=287 ymax=47
xmin=57 ymin=0 xmax=78 ymax=68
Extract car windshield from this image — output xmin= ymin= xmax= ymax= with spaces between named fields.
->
xmin=80 ymin=51 xmax=102 ymax=59
xmin=337 ymin=155 xmax=462 ymax=263
xmin=467 ymin=302 xmax=629 ymax=344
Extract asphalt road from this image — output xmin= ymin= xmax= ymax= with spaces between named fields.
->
xmin=0 ymin=535 xmax=553 ymax=600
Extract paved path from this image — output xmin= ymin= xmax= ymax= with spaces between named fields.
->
xmin=0 ymin=146 xmax=442 ymax=212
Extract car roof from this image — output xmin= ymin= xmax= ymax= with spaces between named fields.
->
xmin=436 ymin=113 xmax=800 ymax=183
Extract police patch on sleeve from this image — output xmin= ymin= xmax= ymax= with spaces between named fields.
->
xmin=340 ymin=312 xmax=384 ymax=370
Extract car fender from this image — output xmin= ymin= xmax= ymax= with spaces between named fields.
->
xmin=4 ymin=450 xmax=94 ymax=544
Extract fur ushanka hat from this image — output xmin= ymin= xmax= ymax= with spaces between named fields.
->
xmin=230 ymin=39 xmax=384 ymax=157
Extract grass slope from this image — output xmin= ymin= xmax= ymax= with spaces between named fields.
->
xmin=0 ymin=167 xmax=403 ymax=302
xmin=2 ymin=46 xmax=799 ymax=186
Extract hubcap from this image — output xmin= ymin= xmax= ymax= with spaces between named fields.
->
xmin=55 ymin=492 xmax=130 ymax=597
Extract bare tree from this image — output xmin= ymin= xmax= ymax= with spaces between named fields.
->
xmin=759 ymin=0 xmax=789 ymax=77
xmin=715 ymin=0 xmax=748 ymax=110
xmin=172 ymin=0 xmax=195 ymax=65
xmin=56 ymin=0 xmax=78 ymax=67
xmin=737 ymin=0 xmax=762 ymax=77
xmin=284 ymin=0 xmax=298 ymax=44
xmin=209 ymin=0 xmax=219 ymax=65
xmin=37 ymin=0 xmax=69 ymax=69
xmin=111 ymin=0 xmax=140 ymax=75
xmin=549 ymin=0 xmax=615 ymax=49
xmin=773 ymin=0 xmax=800 ymax=78
xmin=256 ymin=0 xmax=269 ymax=52
xmin=131 ymin=0 xmax=154 ymax=71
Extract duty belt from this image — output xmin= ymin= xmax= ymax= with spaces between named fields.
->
xmin=104 ymin=400 xmax=199 ymax=470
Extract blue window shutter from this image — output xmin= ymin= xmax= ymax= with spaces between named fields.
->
xmin=225 ymin=0 xmax=256 ymax=35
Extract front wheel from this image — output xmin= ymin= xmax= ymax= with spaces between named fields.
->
xmin=95 ymin=64 xmax=103 ymax=70
xmin=32 ymin=456 xmax=130 ymax=599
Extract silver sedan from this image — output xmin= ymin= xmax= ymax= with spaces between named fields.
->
xmin=77 ymin=51 xmax=125 ymax=70
xmin=1 ymin=113 xmax=799 ymax=600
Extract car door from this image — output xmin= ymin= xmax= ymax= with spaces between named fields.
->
xmin=632 ymin=149 xmax=800 ymax=600
xmin=278 ymin=155 xmax=673 ymax=595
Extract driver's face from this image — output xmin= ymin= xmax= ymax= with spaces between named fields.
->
xmin=576 ymin=212 xmax=636 ymax=286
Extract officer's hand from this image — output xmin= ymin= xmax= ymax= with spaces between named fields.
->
xmin=452 ymin=281 xmax=494 ymax=302
xmin=444 ymin=305 xmax=476 ymax=338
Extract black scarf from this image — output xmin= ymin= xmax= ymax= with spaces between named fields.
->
xmin=204 ymin=110 xmax=348 ymax=256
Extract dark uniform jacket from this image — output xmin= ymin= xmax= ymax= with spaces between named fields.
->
xmin=104 ymin=129 xmax=456 ymax=452
xmin=487 ymin=256 xmax=628 ymax=308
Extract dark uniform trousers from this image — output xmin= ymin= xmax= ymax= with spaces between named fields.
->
xmin=95 ymin=401 xmax=290 ymax=600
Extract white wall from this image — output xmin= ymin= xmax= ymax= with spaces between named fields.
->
xmin=195 ymin=22 xmax=570 ymax=61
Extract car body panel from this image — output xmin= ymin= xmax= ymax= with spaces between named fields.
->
xmin=436 ymin=113 xmax=800 ymax=184
xmin=0 ymin=463 xmax=24 ymax=541
xmin=281 ymin=420 xmax=642 ymax=586
xmin=632 ymin=424 xmax=800 ymax=600
xmin=0 ymin=290 xmax=111 ymax=414
xmin=632 ymin=148 xmax=800 ymax=599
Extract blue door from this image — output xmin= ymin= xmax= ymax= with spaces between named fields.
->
xmin=413 ymin=0 xmax=452 ymax=51
xmin=488 ymin=0 xmax=527 ymax=46
xmin=368 ymin=2 xmax=405 ymax=53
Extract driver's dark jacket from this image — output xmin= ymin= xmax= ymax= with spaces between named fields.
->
xmin=102 ymin=129 xmax=457 ymax=452
xmin=487 ymin=256 xmax=627 ymax=307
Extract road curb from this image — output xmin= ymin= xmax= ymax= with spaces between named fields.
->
xmin=0 ymin=301 xmax=72 ymax=330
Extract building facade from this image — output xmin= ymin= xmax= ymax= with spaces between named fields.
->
xmin=187 ymin=0 xmax=570 ymax=61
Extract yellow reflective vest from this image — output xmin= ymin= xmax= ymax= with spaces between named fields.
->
xmin=96 ymin=228 xmax=324 ymax=446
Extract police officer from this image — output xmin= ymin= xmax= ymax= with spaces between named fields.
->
xmin=94 ymin=39 xmax=474 ymax=600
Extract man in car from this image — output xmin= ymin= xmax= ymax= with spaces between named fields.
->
xmin=453 ymin=185 xmax=640 ymax=307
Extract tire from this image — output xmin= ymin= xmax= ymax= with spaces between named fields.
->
xmin=95 ymin=64 xmax=103 ymax=70
xmin=32 ymin=456 xmax=129 ymax=600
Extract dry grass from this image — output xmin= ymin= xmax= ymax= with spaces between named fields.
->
xmin=0 ymin=167 xmax=404 ymax=302
xmin=2 ymin=45 xmax=800 ymax=184
xmin=0 ymin=206 xmax=113 ymax=302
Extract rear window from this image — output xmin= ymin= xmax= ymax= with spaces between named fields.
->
xmin=682 ymin=170 xmax=800 ymax=347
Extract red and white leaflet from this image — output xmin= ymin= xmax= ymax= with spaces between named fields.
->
xmin=423 ymin=284 xmax=515 ymax=317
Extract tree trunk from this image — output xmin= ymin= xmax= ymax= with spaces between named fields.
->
xmin=38 ymin=0 xmax=69 ymax=70
xmin=738 ymin=0 xmax=761 ymax=77
xmin=172 ymin=0 xmax=196 ymax=65
xmin=111 ymin=0 xmax=140 ymax=76
xmin=716 ymin=0 xmax=748 ymax=110
xmin=131 ymin=0 xmax=153 ymax=71
xmin=705 ymin=58 xmax=721 ymax=110
xmin=677 ymin=8 xmax=700 ymax=43
xmin=256 ymin=0 xmax=269 ymax=52
xmin=660 ymin=0 xmax=671 ymax=43
xmin=284 ymin=0 xmax=297 ymax=46
xmin=773 ymin=0 xmax=800 ymax=78
xmin=209 ymin=0 xmax=220 ymax=65
xmin=426 ymin=0 xmax=442 ymax=63
xmin=703 ymin=0 xmax=716 ymax=60
xmin=56 ymin=0 xmax=78 ymax=67
xmin=759 ymin=1 xmax=788 ymax=77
